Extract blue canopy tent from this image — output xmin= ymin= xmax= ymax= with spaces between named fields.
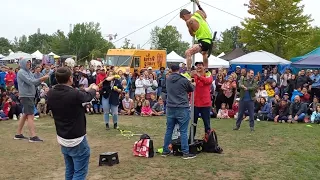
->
xmin=291 ymin=55 xmax=320 ymax=68
xmin=291 ymin=47 xmax=320 ymax=62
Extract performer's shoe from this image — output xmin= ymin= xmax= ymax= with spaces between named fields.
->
xmin=106 ymin=123 xmax=110 ymax=130
xmin=233 ymin=126 xmax=240 ymax=130
xmin=250 ymin=127 xmax=255 ymax=132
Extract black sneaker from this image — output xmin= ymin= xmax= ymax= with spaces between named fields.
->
xmin=161 ymin=152 xmax=171 ymax=157
xmin=114 ymin=123 xmax=118 ymax=129
xmin=182 ymin=153 xmax=196 ymax=160
xmin=13 ymin=134 xmax=28 ymax=140
xmin=29 ymin=136 xmax=43 ymax=143
xmin=106 ymin=123 xmax=110 ymax=130
xmin=250 ymin=127 xmax=255 ymax=132
xmin=233 ymin=126 xmax=240 ymax=130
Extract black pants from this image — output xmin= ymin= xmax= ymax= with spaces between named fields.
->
xmin=191 ymin=106 xmax=211 ymax=139
xmin=311 ymin=88 xmax=320 ymax=98
xmin=8 ymin=104 xmax=22 ymax=119
xmin=236 ymin=100 xmax=255 ymax=128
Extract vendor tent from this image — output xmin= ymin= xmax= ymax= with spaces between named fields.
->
xmin=195 ymin=53 xmax=229 ymax=68
xmin=1 ymin=51 xmax=34 ymax=61
xmin=220 ymin=48 xmax=246 ymax=61
xmin=291 ymin=47 xmax=320 ymax=62
xmin=229 ymin=50 xmax=291 ymax=65
xmin=217 ymin=52 xmax=225 ymax=58
xmin=0 ymin=54 xmax=4 ymax=59
xmin=48 ymin=52 xmax=60 ymax=58
xmin=167 ymin=51 xmax=185 ymax=63
xmin=31 ymin=50 xmax=43 ymax=60
xmin=291 ymin=55 xmax=320 ymax=68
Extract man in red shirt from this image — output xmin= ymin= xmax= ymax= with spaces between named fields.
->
xmin=191 ymin=62 xmax=213 ymax=138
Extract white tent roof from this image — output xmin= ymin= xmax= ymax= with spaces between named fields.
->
xmin=8 ymin=49 xmax=14 ymax=55
xmin=1 ymin=51 xmax=34 ymax=61
xmin=195 ymin=53 xmax=229 ymax=68
xmin=48 ymin=52 xmax=60 ymax=58
xmin=167 ymin=51 xmax=185 ymax=63
xmin=217 ymin=52 xmax=225 ymax=58
xmin=229 ymin=50 xmax=291 ymax=65
xmin=31 ymin=50 xmax=43 ymax=60
xmin=0 ymin=54 xmax=4 ymax=58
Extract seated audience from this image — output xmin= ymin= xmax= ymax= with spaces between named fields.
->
xmin=288 ymin=96 xmax=307 ymax=123
xmin=217 ymin=103 xmax=229 ymax=119
xmin=152 ymin=97 xmax=165 ymax=116
xmin=121 ymin=92 xmax=134 ymax=115
xmin=141 ymin=100 xmax=152 ymax=116
xmin=273 ymin=99 xmax=290 ymax=123
xmin=310 ymin=104 xmax=320 ymax=124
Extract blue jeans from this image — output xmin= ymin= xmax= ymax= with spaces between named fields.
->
xmin=236 ymin=100 xmax=255 ymax=128
xmin=102 ymin=97 xmax=118 ymax=124
xmin=61 ymin=136 xmax=90 ymax=180
xmin=163 ymin=107 xmax=190 ymax=154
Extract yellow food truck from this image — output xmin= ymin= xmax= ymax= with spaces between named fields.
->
xmin=105 ymin=49 xmax=166 ymax=73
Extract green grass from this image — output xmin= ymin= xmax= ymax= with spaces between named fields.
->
xmin=0 ymin=116 xmax=320 ymax=180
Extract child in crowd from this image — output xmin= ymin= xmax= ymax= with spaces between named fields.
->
xmin=232 ymin=98 xmax=240 ymax=119
xmin=309 ymin=97 xmax=319 ymax=115
xmin=141 ymin=100 xmax=152 ymax=116
xmin=152 ymin=97 xmax=165 ymax=116
xmin=217 ymin=103 xmax=229 ymax=119
xmin=149 ymin=94 xmax=157 ymax=108
xmin=92 ymin=92 xmax=102 ymax=114
xmin=256 ymin=85 xmax=268 ymax=100
xmin=135 ymin=101 xmax=142 ymax=115
xmin=37 ymin=87 xmax=49 ymax=116
xmin=311 ymin=104 xmax=320 ymax=124
xmin=2 ymin=97 xmax=15 ymax=120
xmin=121 ymin=92 xmax=135 ymax=115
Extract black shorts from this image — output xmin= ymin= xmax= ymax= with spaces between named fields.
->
xmin=20 ymin=97 xmax=35 ymax=115
xmin=198 ymin=40 xmax=211 ymax=52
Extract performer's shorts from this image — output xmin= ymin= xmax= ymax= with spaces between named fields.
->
xmin=198 ymin=40 xmax=211 ymax=52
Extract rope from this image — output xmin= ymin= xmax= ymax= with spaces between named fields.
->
xmin=118 ymin=129 xmax=143 ymax=139
xmin=111 ymin=2 xmax=191 ymax=68
xmin=200 ymin=1 xmax=318 ymax=50
xmin=78 ymin=2 xmax=191 ymax=63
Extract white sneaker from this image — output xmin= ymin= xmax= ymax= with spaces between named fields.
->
xmin=13 ymin=115 xmax=18 ymax=121
xmin=256 ymin=119 xmax=261 ymax=122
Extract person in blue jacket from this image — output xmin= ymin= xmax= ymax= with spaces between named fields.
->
xmin=255 ymin=97 xmax=273 ymax=121
xmin=0 ymin=67 xmax=6 ymax=90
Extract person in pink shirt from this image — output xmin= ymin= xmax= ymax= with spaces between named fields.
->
xmin=141 ymin=100 xmax=153 ymax=116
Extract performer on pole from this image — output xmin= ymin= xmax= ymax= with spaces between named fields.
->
xmin=180 ymin=0 xmax=213 ymax=70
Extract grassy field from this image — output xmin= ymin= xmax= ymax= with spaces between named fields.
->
xmin=1 ymin=115 xmax=320 ymax=180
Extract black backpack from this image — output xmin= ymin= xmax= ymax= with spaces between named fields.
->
xmin=203 ymin=129 xmax=223 ymax=154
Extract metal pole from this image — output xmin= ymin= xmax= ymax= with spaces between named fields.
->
xmin=189 ymin=1 xmax=197 ymax=145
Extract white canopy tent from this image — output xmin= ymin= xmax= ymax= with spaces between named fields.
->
xmin=1 ymin=51 xmax=34 ymax=61
xmin=167 ymin=51 xmax=185 ymax=63
xmin=194 ymin=53 xmax=230 ymax=68
xmin=217 ymin=52 xmax=225 ymax=58
xmin=31 ymin=50 xmax=43 ymax=60
xmin=48 ymin=52 xmax=60 ymax=58
xmin=0 ymin=54 xmax=4 ymax=59
xmin=8 ymin=49 xmax=14 ymax=55
xmin=229 ymin=50 xmax=291 ymax=65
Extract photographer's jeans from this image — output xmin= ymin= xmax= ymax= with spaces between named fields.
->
xmin=61 ymin=136 xmax=90 ymax=180
xmin=163 ymin=107 xmax=190 ymax=154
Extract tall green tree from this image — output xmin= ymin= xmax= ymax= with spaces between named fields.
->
xmin=50 ymin=30 xmax=70 ymax=55
xmin=121 ymin=38 xmax=135 ymax=49
xmin=68 ymin=22 xmax=111 ymax=61
xmin=27 ymin=33 xmax=53 ymax=53
xmin=150 ymin=25 xmax=190 ymax=57
xmin=240 ymin=0 xmax=312 ymax=59
xmin=0 ymin=37 xmax=12 ymax=54
xmin=217 ymin=26 xmax=243 ymax=54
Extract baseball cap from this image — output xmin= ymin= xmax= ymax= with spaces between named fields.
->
xmin=284 ymin=93 xmax=289 ymax=96
xmin=147 ymin=67 xmax=152 ymax=70
xmin=195 ymin=62 xmax=204 ymax=66
xmin=236 ymin=98 xmax=240 ymax=101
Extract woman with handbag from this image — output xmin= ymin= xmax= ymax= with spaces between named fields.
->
xmin=101 ymin=72 xmax=123 ymax=130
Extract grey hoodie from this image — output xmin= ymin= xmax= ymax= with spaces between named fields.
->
xmin=17 ymin=59 xmax=41 ymax=97
xmin=166 ymin=73 xmax=194 ymax=108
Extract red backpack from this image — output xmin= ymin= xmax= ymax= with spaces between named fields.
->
xmin=132 ymin=134 xmax=154 ymax=158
